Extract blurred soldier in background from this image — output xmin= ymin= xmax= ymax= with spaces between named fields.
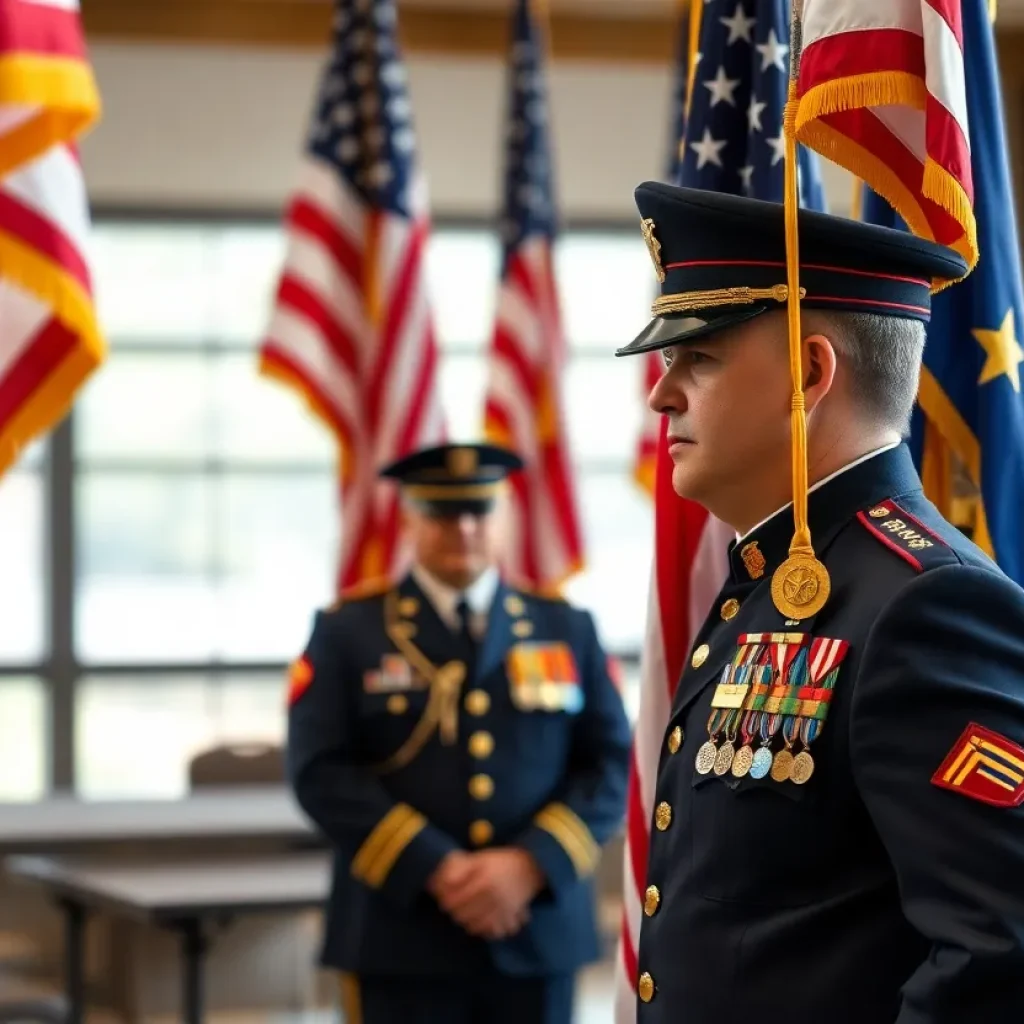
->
xmin=288 ymin=442 xmax=631 ymax=1024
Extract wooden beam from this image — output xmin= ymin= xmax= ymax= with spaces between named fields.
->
xmin=81 ymin=1 xmax=678 ymax=62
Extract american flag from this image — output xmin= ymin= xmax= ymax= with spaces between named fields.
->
xmin=0 ymin=0 xmax=104 ymax=476
xmin=794 ymin=0 xmax=976 ymax=274
xmin=482 ymin=0 xmax=584 ymax=591
xmin=616 ymin=2 xmax=825 ymax=1019
xmin=259 ymin=0 xmax=445 ymax=594
xmin=633 ymin=9 xmax=692 ymax=498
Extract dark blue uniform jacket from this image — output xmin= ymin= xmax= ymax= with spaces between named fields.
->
xmin=288 ymin=572 xmax=631 ymax=978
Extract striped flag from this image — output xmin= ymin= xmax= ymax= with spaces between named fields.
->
xmin=632 ymin=8 xmax=693 ymax=498
xmin=259 ymin=0 xmax=445 ymax=594
xmin=0 ymin=0 xmax=104 ymax=475
xmin=794 ymin=0 xmax=977 ymax=275
xmin=859 ymin=0 xmax=1024 ymax=583
xmin=616 ymin=2 xmax=826 ymax=1019
xmin=482 ymin=0 xmax=584 ymax=591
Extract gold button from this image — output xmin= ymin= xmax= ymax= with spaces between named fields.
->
xmin=667 ymin=726 xmax=683 ymax=754
xmin=468 ymin=731 xmax=494 ymax=759
xmin=386 ymin=694 xmax=408 ymax=715
xmin=720 ymin=598 xmax=740 ymax=621
xmin=643 ymin=885 xmax=660 ymax=917
xmin=504 ymin=594 xmax=525 ymax=616
xmin=469 ymin=774 xmax=494 ymax=800
xmin=691 ymin=644 xmax=710 ymax=669
xmin=465 ymin=690 xmax=490 ymax=716
xmin=512 ymin=620 xmax=534 ymax=638
xmin=638 ymin=972 xmax=655 ymax=1003
xmin=655 ymin=801 xmax=672 ymax=831
xmin=469 ymin=820 xmax=493 ymax=846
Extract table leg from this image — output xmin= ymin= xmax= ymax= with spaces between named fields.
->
xmin=179 ymin=919 xmax=209 ymax=1024
xmin=59 ymin=899 xmax=86 ymax=1024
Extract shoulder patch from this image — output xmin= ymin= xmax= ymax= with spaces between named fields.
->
xmin=336 ymin=577 xmax=393 ymax=605
xmin=286 ymin=655 xmax=314 ymax=706
xmin=856 ymin=499 xmax=952 ymax=573
xmin=932 ymin=723 xmax=1024 ymax=808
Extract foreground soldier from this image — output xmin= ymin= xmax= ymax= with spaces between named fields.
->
xmin=618 ymin=183 xmax=1024 ymax=1022
xmin=287 ymin=442 xmax=631 ymax=1023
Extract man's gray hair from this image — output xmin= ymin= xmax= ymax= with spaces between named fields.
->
xmin=809 ymin=311 xmax=926 ymax=435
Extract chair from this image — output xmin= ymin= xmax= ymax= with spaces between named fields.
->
xmin=187 ymin=743 xmax=285 ymax=789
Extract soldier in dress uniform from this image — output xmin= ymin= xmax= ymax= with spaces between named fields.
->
xmin=616 ymin=183 xmax=1024 ymax=1022
xmin=286 ymin=441 xmax=631 ymax=1024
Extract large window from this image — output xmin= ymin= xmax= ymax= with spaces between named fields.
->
xmin=0 ymin=217 xmax=655 ymax=799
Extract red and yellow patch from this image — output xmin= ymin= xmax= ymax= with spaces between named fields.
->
xmin=287 ymin=655 xmax=315 ymax=706
xmin=932 ymin=723 xmax=1024 ymax=808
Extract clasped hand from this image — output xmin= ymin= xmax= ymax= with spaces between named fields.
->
xmin=428 ymin=848 xmax=545 ymax=941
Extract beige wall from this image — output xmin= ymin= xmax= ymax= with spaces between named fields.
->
xmin=79 ymin=42 xmax=857 ymax=219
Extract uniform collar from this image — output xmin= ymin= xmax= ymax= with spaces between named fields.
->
xmin=727 ymin=442 xmax=919 ymax=585
xmin=410 ymin=563 xmax=499 ymax=629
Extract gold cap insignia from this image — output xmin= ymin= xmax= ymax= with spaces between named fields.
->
xmin=869 ymin=505 xmax=890 ymax=518
xmin=740 ymin=542 xmax=766 ymax=580
xmin=640 ymin=218 xmax=665 ymax=284
xmin=446 ymin=447 xmax=478 ymax=478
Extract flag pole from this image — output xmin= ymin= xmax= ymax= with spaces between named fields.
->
xmin=773 ymin=0 xmax=831 ymax=622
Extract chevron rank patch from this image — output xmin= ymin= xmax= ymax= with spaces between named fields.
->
xmin=856 ymin=499 xmax=948 ymax=573
xmin=931 ymin=723 xmax=1024 ymax=808
xmin=287 ymin=655 xmax=314 ymax=706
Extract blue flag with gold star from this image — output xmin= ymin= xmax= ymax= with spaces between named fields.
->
xmin=860 ymin=0 xmax=1024 ymax=583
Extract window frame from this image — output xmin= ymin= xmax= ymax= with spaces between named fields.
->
xmin=12 ymin=206 xmax=647 ymax=795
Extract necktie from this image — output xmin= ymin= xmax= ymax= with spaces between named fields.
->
xmin=455 ymin=596 xmax=476 ymax=648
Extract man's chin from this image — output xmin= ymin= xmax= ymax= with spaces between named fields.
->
xmin=670 ymin=461 xmax=706 ymax=503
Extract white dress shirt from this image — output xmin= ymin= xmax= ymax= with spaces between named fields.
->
xmin=736 ymin=441 xmax=902 ymax=543
xmin=410 ymin=564 xmax=500 ymax=639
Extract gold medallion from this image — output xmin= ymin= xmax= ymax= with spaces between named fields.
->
xmin=713 ymin=740 xmax=735 ymax=776
xmin=770 ymin=553 xmax=831 ymax=620
xmin=640 ymin=218 xmax=665 ymax=283
xmin=770 ymin=748 xmax=795 ymax=782
xmin=790 ymin=750 xmax=815 ymax=785
xmin=740 ymin=542 xmax=766 ymax=580
xmin=695 ymin=740 xmax=717 ymax=775
xmin=731 ymin=744 xmax=754 ymax=778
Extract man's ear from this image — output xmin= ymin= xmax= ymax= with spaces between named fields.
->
xmin=801 ymin=331 xmax=838 ymax=414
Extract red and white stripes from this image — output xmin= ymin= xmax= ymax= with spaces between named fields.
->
xmin=0 ymin=0 xmax=103 ymax=474
xmin=260 ymin=159 xmax=445 ymax=592
xmin=796 ymin=0 xmax=975 ymax=270
xmin=614 ymin=418 xmax=733 ymax=1022
xmin=483 ymin=237 xmax=584 ymax=589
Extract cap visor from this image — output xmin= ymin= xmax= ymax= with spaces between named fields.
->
xmin=615 ymin=306 xmax=771 ymax=357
